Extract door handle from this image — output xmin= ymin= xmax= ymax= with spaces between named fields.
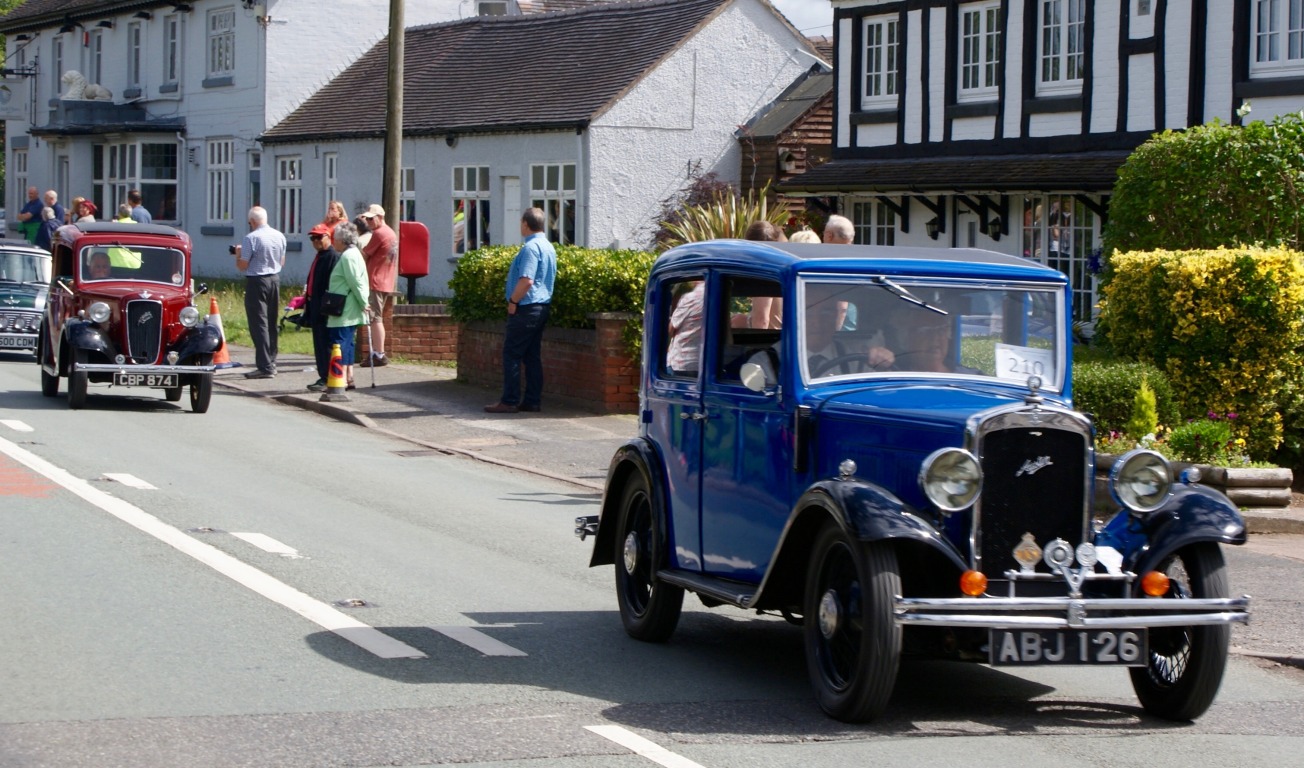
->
xmin=679 ymin=411 xmax=707 ymax=421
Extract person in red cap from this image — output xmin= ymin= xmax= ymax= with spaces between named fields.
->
xmin=304 ymin=222 xmax=341 ymax=391
xmin=75 ymin=199 xmax=98 ymax=223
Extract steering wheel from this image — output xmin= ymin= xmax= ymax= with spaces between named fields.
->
xmin=811 ymin=353 xmax=868 ymax=377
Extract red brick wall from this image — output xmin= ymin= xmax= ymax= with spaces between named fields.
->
xmin=356 ymin=303 xmax=458 ymax=362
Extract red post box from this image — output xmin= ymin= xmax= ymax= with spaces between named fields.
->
xmin=398 ymin=220 xmax=430 ymax=278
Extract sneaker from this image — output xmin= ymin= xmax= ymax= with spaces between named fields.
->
xmin=244 ymin=370 xmax=275 ymax=379
xmin=484 ymin=402 xmax=519 ymax=414
xmin=359 ymin=354 xmax=388 ymax=368
xmin=306 ymin=380 xmax=326 ymax=392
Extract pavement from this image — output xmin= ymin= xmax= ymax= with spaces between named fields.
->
xmin=214 ymin=344 xmax=1304 ymax=535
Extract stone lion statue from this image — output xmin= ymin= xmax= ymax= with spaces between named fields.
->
xmin=60 ymin=70 xmax=113 ymax=101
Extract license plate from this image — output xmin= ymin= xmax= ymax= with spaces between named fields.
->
xmin=0 ymin=336 xmax=36 ymax=349
xmin=990 ymin=628 xmax=1148 ymax=666
xmin=113 ymin=372 xmax=178 ymax=388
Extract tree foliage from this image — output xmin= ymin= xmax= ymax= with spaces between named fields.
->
xmin=652 ymin=166 xmax=789 ymax=252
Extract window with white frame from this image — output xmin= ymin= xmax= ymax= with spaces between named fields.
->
xmin=1022 ymin=194 xmax=1098 ymax=321
xmin=959 ymin=2 xmax=1001 ymax=101
xmin=249 ymin=151 xmax=261 ymax=208
xmin=530 ymin=163 xmax=576 ymax=244
xmin=1037 ymin=0 xmax=1086 ymax=94
xmin=12 ymin=149 xmax=27 ymax=215
xmin=87 ymin=30 xmax=103 ymax=86
xmin=206 ymin=139 xmax=235 ymax=224
xmin=207 ymin=7 xmax=235 ymax=78
xmin=323 ymin=153 xmax=338 ymax=207
xmin=276 ymin=156 xmax=302 ymax=235
xmin=50 ymin=35 xmax=63 ymax=96
xmin=850 ymin=199 xmax=896 ymax=245
xmin=127 ymin=22 xmax=143 ymax=89
xmin=1251 ymin=0 xmax=1304 ymax=76
xmin=861 ymin=16 xmax=899 ymax=109
xmin=453 ymin=166 xmax=492 ymax=254
xmin=478 ymin=1 xmax=510 ymax=15
xmin=164 ymin=14 xmax=182 ymax=85
xmin=92 ymin=140 xmax=179 ymax=221
xmin=400 ymin=167 xmax=416 ymax=221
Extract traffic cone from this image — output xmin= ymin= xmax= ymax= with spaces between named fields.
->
xmin=320 ymin=343 xmax=349 ymax=402
xmin=206 ymin=295 xmax=240 ymax=369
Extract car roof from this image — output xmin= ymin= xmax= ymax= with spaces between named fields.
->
xmin=653 ymin=239 xmax=1067 ymax=283
xmin=74 ymin=221 xmax=187 ymax=239
xmin=0 ymin=238 xmax=50 ymax=254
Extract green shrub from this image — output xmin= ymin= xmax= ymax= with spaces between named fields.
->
xmin=657 ymin=182 xmax=790 ymax=250
xmin=448 ymin=244 xmax=656 ymax=357
xmin=1125 ymin=378 xmax=1158 ymax=441
xmin=1101 ymin=247 xmax=1304 ymax=459
xmin=1073 ymin=360 xmax=1179 ymax=436
xmin=1103 ymin=112 xmax=1304 ymax=256
xmin=1166 ymin=417 xmax=1237 ymax=465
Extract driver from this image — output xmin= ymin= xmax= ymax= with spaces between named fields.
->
xmin=86 ymin=251 xmax=111 ymax=280
xmin=803 ymin=286 xmax=893 ymax=377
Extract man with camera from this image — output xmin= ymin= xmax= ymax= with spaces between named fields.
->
xmin=232 ymin=206 xmax=287 ymax=379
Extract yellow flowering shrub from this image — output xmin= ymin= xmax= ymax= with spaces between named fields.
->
xmin=1101 ymin=247 xmax=1304 ymax=459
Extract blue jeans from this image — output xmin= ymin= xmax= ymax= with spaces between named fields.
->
xmin=501 ymin=303 xmax=549 ymax=408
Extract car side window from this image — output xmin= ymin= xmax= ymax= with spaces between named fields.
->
xmin=660 ymin=276 xmax=706 ymax=379
xmin=714 ymin=276 xmax=782 ymax=383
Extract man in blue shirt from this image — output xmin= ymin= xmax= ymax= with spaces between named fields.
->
xmin=128 ymin=189 xmax=152 ymax=224
xmin=486 ymin=207 xmax=557 ymax=414
xmin=15 ymin=187 xmax=43 ymax=243
xmin=234 ymin=206 xmax=287 ymax=378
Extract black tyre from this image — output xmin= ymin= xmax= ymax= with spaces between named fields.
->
xmin=804 ymin=523 xmax=901 ymax=722
xmin=164 ymin=386 xmax=183 ymax=402
xmin=39 ymin=326 xmax=58 ymax=397
xmin=1129 ymin=543 xmax=1231 ymax=721
xmin=614 ymin=473 xmax=683 ymax=642
xmin=67 ymin=350 xmax=88 ymax=410
xmin=190 ymin=374 xmax=213 ymax=413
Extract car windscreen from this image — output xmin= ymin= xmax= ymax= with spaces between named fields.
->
xmin=799 ymin=277 xmax=1066 ymax=391
xmin=0 ymin=250 xmax=50 ymax=284
xmin=79 ymin=245 xmax=186 ymax=285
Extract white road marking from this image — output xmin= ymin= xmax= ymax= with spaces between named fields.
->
xmin=231 ymin=532 xmax=305 ymax=559
xmin=584 ymin=725 xmax=705 ymax=768
xmin=0 ymin=419 xmax=33 ymax=432
xmin=0 ymin=435 xmax=425 ymax=660
xmin=431 ymin=625 xmax=528 ymax=656
xmin=102 ymin=473 xmax=157 ymax=490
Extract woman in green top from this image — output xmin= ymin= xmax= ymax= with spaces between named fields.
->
xmin=326 ymin=221 xmax=371 ymax=389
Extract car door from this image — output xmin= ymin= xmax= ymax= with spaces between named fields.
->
xmin=698 ymin=273 xmax=793 ymax=583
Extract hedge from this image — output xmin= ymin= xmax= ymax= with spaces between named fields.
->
xmin=1100 ymin=247 xmax=1304 ymax=459
xmin=1073 ymin=360 xmax=1179 ymax=437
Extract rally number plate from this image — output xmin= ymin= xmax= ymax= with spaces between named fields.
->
xmin=989 ymin=628 xmax=1148 ymax=666
xmin=113 ymin=372 xmax=178 ymax=388
xmin=0 ymin=336 xmax=36 ymax=349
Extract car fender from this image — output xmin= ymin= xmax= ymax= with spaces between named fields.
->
xmin=170 ymin=323 xmax=223 ymax=362
xmin=1106 ymin=484 xmax=1247 ymax=577
xmin=590 ymin=438 xmax=669 ymax=569
xmin=63 ymin=319 xmax=111 ymax=359
xmin=750 ymin=480 xmax=967 ymax=611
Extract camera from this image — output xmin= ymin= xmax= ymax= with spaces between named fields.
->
xmin=228 ymin=244 xmax=238 ymax=255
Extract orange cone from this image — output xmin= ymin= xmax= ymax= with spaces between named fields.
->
xmin=206 ymin=295 xmax=239 ymax=369
xmin=320 ymin=343 xmax=349 ymax=402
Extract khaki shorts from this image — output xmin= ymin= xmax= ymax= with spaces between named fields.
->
xmin=368 ymin=290 xmax=395 ymax=317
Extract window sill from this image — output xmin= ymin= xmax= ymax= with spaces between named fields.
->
xmin=849 ymin=109 xmax=899 ymax=125
xmin=1024 ymin=94 xmax=1084 ymax=114
xmin=947 ymin=101 xmax=999 ymax=119
xmin=159 ymin=83 xmax=179 ymax=94
xmin=1236 ymin=75 xmax=1304 ymax=98
xmin=122 ymin=87 xmax=142 ymax=99
xmin=200 ymin=225 xmax=235 ymax=237
xmin=202 ymin=76 xmax=234 ymax=89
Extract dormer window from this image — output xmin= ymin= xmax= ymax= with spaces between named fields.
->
xmin=478 ymin=1 xmax=510 ymax=15
xmin=861 ymin=15 xmax=899 ymax=110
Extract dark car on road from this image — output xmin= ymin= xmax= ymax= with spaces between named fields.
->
xmin=0 ymin=238 xmax=51 ymax=355
xmin=577 ymin=239 xmax=1250 ymax=723
xmin=38 ymin=222 xmax=221 ymax=412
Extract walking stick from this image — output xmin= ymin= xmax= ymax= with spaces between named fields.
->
xmin=366 ymin=313 xmax=376 ymax=388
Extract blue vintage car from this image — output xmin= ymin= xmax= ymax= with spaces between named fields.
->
xmin=577 ymin=239 xmax=1250 ymax=723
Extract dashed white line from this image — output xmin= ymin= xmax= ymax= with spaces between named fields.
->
xmin=0 ymin=420 xmax=33 ymax=432
xmin=231 ymin=532 xmax=305 ymax=559
xmin=0 ymin=435 xmax=426 ymax=660
xmin=102 ymin=473 xmax=157 ymax=490
xmin=584 ymin=725 xmax=705 ymax=768
xmin=431 ymin=625 xmax=528 ymax=656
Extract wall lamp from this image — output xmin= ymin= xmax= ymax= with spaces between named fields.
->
xmin=15 ymin=33 xmax=30 ymax=41
xmin=96 ymin=20 xmax=114 ymax=29
xmin=133 ymin=10 xmax=153 ymax=19
xmin=925 ymin=217 xmax=940 ymax=240
xmin=58 ymin=21 xmax=81 ymax=33
xmin=170 ymin=3 xmax=193 ymax=11
xmin=445 ymin=134 xmax=459 ymax=148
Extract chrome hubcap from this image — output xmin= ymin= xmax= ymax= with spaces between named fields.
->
xmin=818 ymin=589 xmax=840 ymax=639
xmin=623 ymin=531 xmax=639 ymax=575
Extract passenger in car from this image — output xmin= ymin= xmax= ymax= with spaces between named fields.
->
xmin=887 ymin=307 xmax=980 ymax=374
xmin=86 ymin=252 xmax=112 ymax=280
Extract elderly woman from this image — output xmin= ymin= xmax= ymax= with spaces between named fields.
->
xmin=326 ymin=221 xmax=370 ymax=390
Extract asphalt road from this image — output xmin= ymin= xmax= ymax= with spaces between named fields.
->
xmin=2 ymin=351 xmax=1303 ymax=768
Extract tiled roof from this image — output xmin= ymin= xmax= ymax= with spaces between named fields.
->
xmin=519 ymin=0 xmax=621 ymax=11
xmin=779 ymin=151 xmax=1132 ymax=193
xmin=0 ymin=0 xmax=155 ymax=31
xmin=262 ymin=0 xmax=729 ymax=143
xmin=741 ymin=68 xmax=831 ymax=139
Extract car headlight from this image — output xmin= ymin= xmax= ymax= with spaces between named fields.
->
xmin=919 ymin=447 xmax=982 ymax=513
xmin=179 ymin=305 xmax=200 ymax=327
xmin=1109 ymin=449 xmax=1172 ymax=515
xmin=87 ymin=302 xmax=111 ymax=324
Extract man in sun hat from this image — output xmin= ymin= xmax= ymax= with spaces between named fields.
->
xmin=357 ymin=203 xmax=397 ymax=368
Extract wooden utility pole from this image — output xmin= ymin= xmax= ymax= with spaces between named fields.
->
xmin=383 ymin=0 xmax=404 ymax=231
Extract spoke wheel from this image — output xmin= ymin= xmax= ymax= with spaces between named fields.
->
xmin=39 ymin=325 xmax=58 ymax=397
xmin=188 ymin=355 xmax=213 ymax=413
xmin=67 ymin=349 xmax=88 ymax=410
xmin=1129 ymin=543 xmax=1231 ymax=721
xmin=614 ymin=473 xmax=683 ymax=642
xmin=804 ymin=523 xmax=900 ymax=722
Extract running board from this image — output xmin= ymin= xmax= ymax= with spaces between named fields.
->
xmin=655 ymin=569 xmax=757 ymax=608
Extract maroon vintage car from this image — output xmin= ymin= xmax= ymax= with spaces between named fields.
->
xmin=38 ymin=222 xmax=221 ymax=412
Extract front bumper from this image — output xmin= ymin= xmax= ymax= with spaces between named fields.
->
xmin=895 ymin=594 xmax=1250 ymax=629
xmin=76 ymin=363 xmax=217 ymax=375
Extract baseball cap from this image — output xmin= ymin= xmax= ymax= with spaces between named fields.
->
xmin=309 ymin=223 xmax=332 ymax=238
xmin=362 ymin=203 xmax=385 ymax=220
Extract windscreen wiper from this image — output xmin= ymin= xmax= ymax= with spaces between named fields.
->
xmin=871 ymin=275 xmax=948 ymax=315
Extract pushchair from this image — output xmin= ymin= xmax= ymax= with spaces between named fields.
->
xmin=280 ymin=293 xmax=308 ymax=331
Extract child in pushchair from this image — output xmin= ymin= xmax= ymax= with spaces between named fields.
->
xmin=280 ymin=292 xmax=308 ymax=331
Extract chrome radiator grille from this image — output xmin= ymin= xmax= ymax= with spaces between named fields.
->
xmin=125 ymin=300 xmax=163 ymax=363
xmin=975 ymin=423 xmax=1089 ymax=574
